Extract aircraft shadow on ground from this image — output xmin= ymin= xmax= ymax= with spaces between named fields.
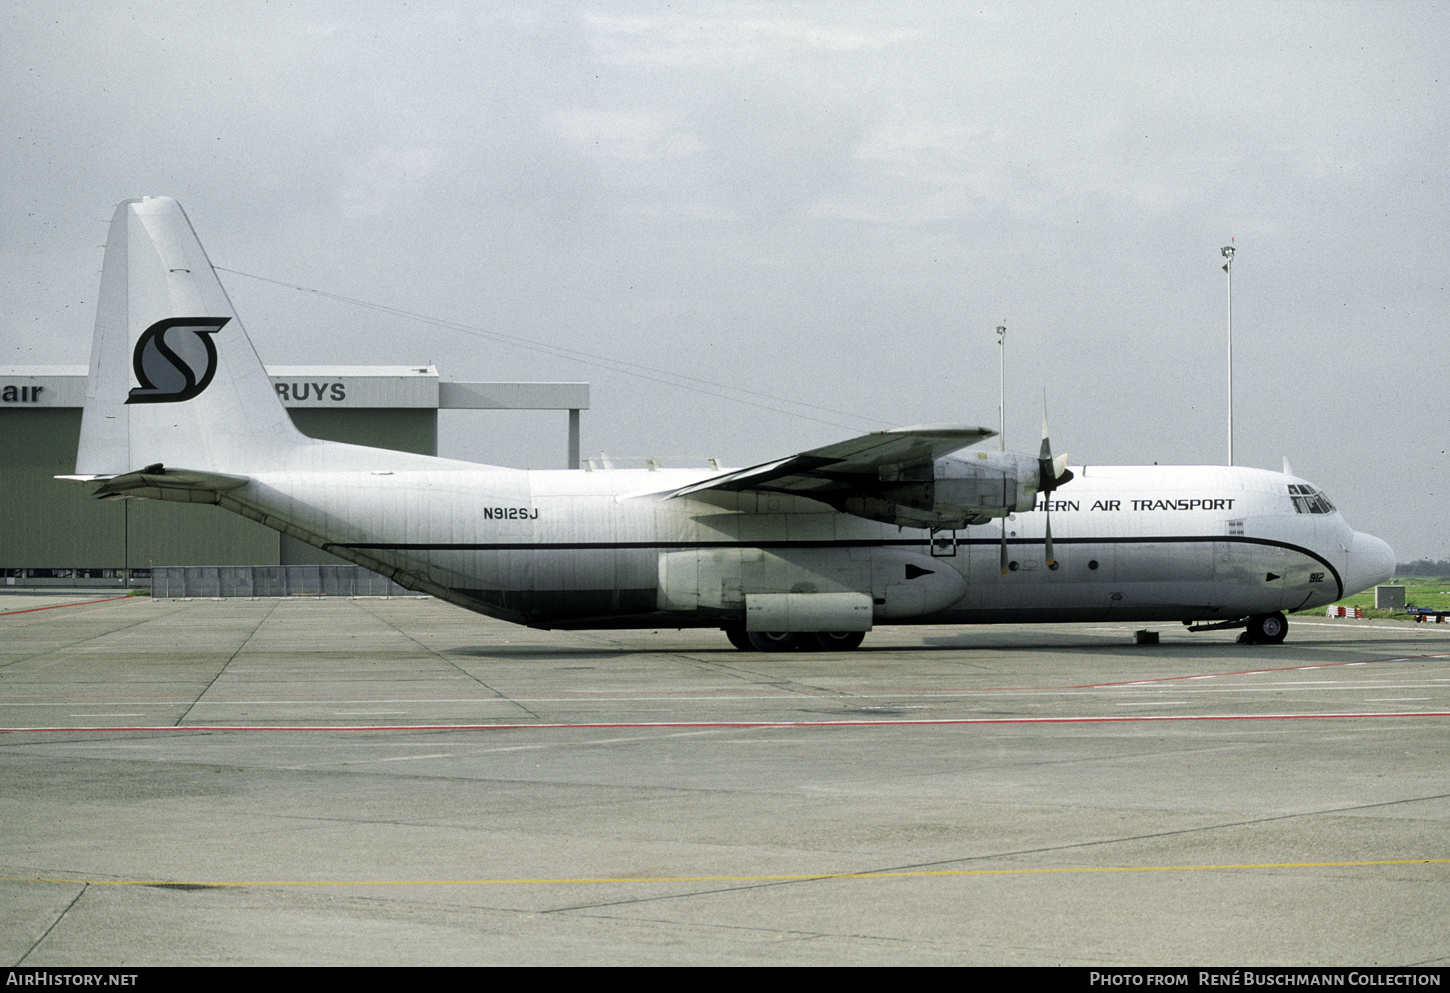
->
xmin=437 ymin=633 xmax=1434 ymax=659
xmin=445 ymin=646 xmax=642 ymax=660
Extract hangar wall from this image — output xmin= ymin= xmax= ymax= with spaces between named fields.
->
xmin=0 ymin=405 xmax=437 ymax=582
xmin=1 ymin=366 xmax=588 ymax=586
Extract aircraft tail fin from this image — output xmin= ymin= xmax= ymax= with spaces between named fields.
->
xmin=76 ymin=197 xmax=312 ymax=476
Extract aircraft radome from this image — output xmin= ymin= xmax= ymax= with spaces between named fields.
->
xmin=60 ymin=197 xmax=1396 ymax=650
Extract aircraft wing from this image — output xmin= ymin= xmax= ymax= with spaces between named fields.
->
xmin=666 ymin=424 xmax=994 ymax=501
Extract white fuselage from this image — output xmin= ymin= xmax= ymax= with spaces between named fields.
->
xmin=220 ymin=460 xmax=1393 ymax=631
xmin=70 ymin=198 xmax=1397 ymax=644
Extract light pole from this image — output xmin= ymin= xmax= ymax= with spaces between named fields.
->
xmin=1221 ymin=244 xmax=1234 ymax=466
xmin=996 ymin=324 xmax=1006 ymax=452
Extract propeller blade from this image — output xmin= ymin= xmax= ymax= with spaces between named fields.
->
xmin=1037 ymin=397 xmax=1073 ymax=493
xmin=1038 ymin=400 xmax=1057 ymax=492
xmin=1039 ymin=403 xmax=1053 ymax=464
xmin=1000 ymin=477 xmax=1010 ymax=574
xmin=1040 ymin=397 xmax=1062 ymax=569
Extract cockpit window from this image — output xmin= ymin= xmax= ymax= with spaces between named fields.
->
xmin=1287 ymin=483 xmax=1335 ymax=514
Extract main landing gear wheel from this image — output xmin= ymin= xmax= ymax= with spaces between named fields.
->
xmin=746 ymin=631 xmax=801 ymax=652
xmin=723 ymin=629 xmax=866 ymax=652
xmin=809 ymin=631 xmax=865 ymax=651
xmin=723 ymin=625 xmax=752 ymax=651
xmin=1245 ymin=611 xmax=1288 ymax=645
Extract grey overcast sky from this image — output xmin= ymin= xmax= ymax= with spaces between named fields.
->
xmin=3 ymin=1 xmax=1446 ymax=560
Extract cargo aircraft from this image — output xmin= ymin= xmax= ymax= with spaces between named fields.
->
xmin=61 ymin=198 xmax=1396 ymax=649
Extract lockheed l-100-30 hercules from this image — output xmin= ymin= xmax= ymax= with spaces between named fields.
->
xmin=61 ymin=197 xmax=1396 ymax=649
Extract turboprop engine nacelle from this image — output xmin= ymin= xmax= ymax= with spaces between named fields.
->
xmin=838 ymin=451 xmax=1047 ymax=529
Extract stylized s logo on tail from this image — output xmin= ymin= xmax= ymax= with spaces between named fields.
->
xmin=126 ymin=317 xmax=230 ymax=404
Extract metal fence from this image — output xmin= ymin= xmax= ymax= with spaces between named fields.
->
xmin=151 ymin=565 xmax=412 ymax=598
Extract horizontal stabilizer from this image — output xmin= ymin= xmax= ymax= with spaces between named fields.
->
xmin=58 ymin=465 xmax=251 ymax=500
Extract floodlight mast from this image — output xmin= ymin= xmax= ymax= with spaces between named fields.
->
xmin=1221 ymin=244 xmax=1235 ymax=466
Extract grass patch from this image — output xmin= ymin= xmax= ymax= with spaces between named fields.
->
xmin=1293 ymin=577 xmax=1450 ymax=621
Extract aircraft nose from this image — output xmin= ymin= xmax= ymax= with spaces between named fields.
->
xmin=1344 ymin=531 xmax=1396 ymax=596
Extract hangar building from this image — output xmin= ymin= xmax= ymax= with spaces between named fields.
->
xmin=1 ymin=365 xmax=586 ymax=587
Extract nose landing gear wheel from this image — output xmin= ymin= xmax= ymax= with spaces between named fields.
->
xmin=1246 ymin=611 xmax=1288 ymax=644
